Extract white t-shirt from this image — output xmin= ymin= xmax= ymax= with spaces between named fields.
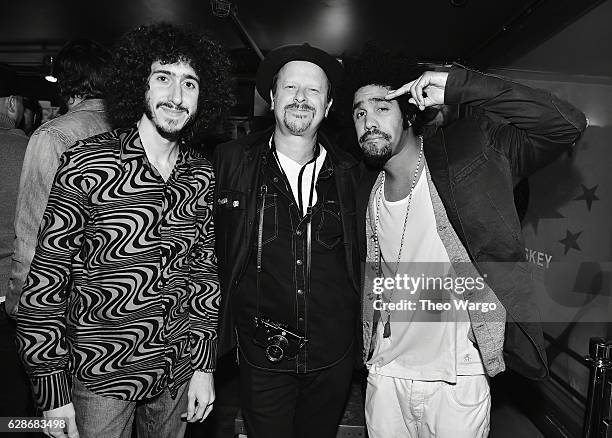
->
xmin=274 ymin=146 xmax=327 ymax=216
xmin=366 ymin=166 xmax=485 ymax=382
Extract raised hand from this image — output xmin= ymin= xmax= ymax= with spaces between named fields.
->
xmin=385 ymin=71 xmax=449 ymax=110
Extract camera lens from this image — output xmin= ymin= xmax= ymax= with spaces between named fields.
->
xmin=265 ymin=335 xmax=289 ymax=362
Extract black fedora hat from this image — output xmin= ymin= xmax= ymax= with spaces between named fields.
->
xmin=256 ymin=43 xmax=343 ymax=104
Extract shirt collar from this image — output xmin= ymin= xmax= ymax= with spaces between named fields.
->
xmin=66 ymin=98 xmax=106 ymax=114
xmin=0 ymin=113 xmax=16 ymax=129
xmin=118 ymin=124 xmax=191 ymax=174
xmin=268 ymin=134 xmax=334 ymax=179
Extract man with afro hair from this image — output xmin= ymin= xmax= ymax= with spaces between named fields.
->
xmin=342 ymin=45 xmax=587 ymax=437
xmin=16 ymin=23 xmax=232 ymax=438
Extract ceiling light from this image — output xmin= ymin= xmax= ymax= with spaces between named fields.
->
xmin=43 ymin=55 xmax=57 ymax=83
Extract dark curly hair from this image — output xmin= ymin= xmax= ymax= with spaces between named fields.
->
xmin=105 ymin=22 xmax=234 ymax=147
xmin=339 ymin=43 xmax=433 ymax=135
xmin=55 ymin=39 xmax=110 ymax=104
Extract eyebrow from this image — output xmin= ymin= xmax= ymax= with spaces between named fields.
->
xmin=152 ymin=69 xmax=200 ymax=84
xmin=352 ymin=96 xmax=389 ymax=112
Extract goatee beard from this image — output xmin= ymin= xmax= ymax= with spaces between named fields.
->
xmin=359 ymin=128 xmax=392 ymax=168
xmin=283 ymin=102 xmax=315 ymax=135
xmin=362 ymin=147 xmax=392 ymax=168
xmin=144 ymin=102 xmax=191 ymax=141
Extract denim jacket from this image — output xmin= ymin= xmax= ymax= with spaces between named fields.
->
xmin=6 ymin=99 xmax=110 ymax=315
xmin=213 ymin=128 xmax=362 ymax=360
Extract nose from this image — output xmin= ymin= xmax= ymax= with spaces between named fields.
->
xmin=364 ymin=114 xmax=378 ymax=132
xmin=293 ymin=87 xmax=306 ymax=103
xmin=169 ymin=80 xmax=183 ymax=105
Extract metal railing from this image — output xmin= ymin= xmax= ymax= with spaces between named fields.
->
xmin=583 ymin=337 xmax=612 ymax=438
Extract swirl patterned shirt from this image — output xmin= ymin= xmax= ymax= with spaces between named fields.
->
xmin=15 ymin=126 xmax=220 ymax=411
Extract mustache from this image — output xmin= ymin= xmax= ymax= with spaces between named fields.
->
xmin=359 ymin=128 xmax=391 ymax=144
xmin=157 ymin=102 xmax=189 ymax=114
xmin=284 ymin=102 xmax=316 ymax=113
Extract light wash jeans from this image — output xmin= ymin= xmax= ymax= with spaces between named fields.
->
xmin=72 ymin=377 xmax=189 ymax=438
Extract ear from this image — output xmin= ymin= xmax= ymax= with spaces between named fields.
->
xmin=7 ymin=95 xmax=17 ymax=113
xmin=402 ymin=113 xmax=414 ymax=129
xmin=324 ymin=98 xmax=333 ymax=118
xmin=269 ymin=90 xmax=275 ymax=111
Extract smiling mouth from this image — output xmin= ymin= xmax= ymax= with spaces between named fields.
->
xmin=287 ymin=108 xmax=312 ymax=114
xmin=160 ymin=107 xmax=187 ymax=118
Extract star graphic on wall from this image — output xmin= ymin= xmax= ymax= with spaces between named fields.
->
xmin=574 ymin=184 xmax=600 ymax=211
xmin=523 ymin=204 xmax=564 ymax=234
xmin=559 ymin=229 xmax=582 ymax=255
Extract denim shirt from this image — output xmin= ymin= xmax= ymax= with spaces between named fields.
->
xmin=0 ymin=114 xmax=28 ymax=302
xmin=6 ymin=99 xmax=110 ymax=315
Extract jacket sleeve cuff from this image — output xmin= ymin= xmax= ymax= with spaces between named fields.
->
xmin=31 ymin=371 xmax=71 ymax=411
xmin=190 ymin=338 xmax=217 ymax=372
xmin=443 ymin=64 xmax=473 ymax=105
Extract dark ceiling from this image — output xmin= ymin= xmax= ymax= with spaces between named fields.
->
xmin=0 ymin=0 xmax=608 ymax=101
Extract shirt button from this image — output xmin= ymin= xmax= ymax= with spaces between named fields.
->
xmin=296 ymin=259 xmax=303 ymax=266
xmin=298 ymin=317 xmax=304 ymax=323
xmin=297 ymin=289 xmax=304 ymax=295
xmin=273 ymin=177 xmax=279 ymax=183
xmin=296 ymin=230 xmax=302 ymax=236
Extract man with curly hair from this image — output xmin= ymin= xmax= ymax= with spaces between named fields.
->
xmin=343 ymin=46 xmax=586 ymax=437
xmin=16 ymin=23 xmax=232 ymax=438
xmin=7 ymin=39 xmax=112 ymax=318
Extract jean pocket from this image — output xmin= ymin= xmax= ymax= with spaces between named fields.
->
xmin=316 ymin=199 xmax=342 ymax=249
xmin=256 ymin=193 xmax=278 ymax=246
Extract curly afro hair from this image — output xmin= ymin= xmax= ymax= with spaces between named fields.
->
xmin=339 ymin=43 xmax=433 ymax=135
xmin=106 ymin=22 xmax=234 ymax=147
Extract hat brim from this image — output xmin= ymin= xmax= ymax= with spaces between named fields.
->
xmin=256 ymin=44 xmax=343 ymax=104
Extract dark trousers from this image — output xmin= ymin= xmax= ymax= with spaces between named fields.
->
xmin=239 ymin=349 xmax=354 ymax=438
xmin=0 ymin=302 xmax=37 ymax=438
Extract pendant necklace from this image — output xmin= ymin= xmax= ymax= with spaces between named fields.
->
xmin=373 ymin=136 xmax=423 ymax=338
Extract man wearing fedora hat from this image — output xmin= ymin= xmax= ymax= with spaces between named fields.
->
xmin=213 ymin=43 xmax=361 ymax=438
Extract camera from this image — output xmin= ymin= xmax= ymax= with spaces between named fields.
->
xmin=253 ymin=317 xmax=307 ymax=363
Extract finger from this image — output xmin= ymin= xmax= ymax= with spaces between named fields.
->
xmin=186 ymin=391 xmax=196 ymax=420
xmin=46 ymin=428 xmax=66 ymax=438
xmin=201 ymin=403 xmax=214 ymax=422
xmin=191 ymin=401 xmax=206 ymax=423
xmin=409 ymin=81 xmax=421 ymax=110
xmin=414 ymin=74 xmax=431 ymax=109
xmin=385 ymin=81 xmax=415 ymax=100
xmin=414 ymin=76 xmax=426 ymax=109
xmin=66 ymin=417 xmax=79 ymax=438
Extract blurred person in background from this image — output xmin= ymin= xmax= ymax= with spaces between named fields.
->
xmin=19 ymin=96 xmax=43 ymax=136
xmin=0 ymin=65 xmax=32 ymax=437
xmin=7 ymin=38 xmax=112 ymax=316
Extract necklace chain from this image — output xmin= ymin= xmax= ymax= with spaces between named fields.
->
xmin=373 ymin=136 xmax=423 ymax=324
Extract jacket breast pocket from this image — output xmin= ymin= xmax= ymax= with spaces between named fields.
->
xmin=316 ymin=199 xmax=342 ymax=250
xmin=256 ymin=193 xmax=278 ymax=246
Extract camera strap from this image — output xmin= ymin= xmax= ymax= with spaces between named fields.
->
xmin=255 ymin=183 xmax=267 ymax=319
xmin=255 ymin=138 xmax=319 ymax=320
